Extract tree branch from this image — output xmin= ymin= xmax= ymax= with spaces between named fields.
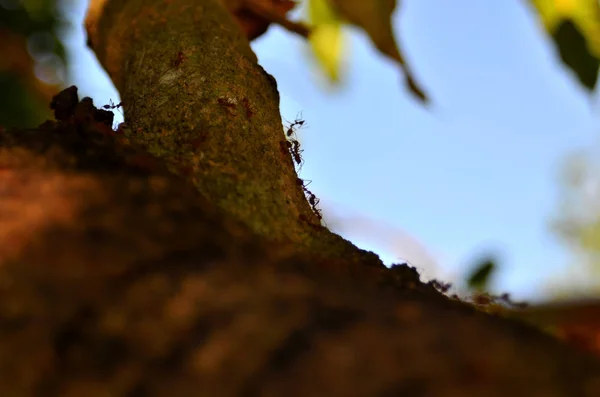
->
xmin=84 ymin=0 xmax=378 ymax=266
xmin=0 ymin=0 xmax=599 ymax=395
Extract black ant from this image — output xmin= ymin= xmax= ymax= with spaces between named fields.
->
xmin=297 ymin=177 xmax=311 ymax=187
xmin=280 ymin=140 xmax=291 ymax=154
xmin=307 ymin=192 xmax=320 ymax=208
xmin=430 ymin=279 xmax=452 ymax=294
xmin=285 ymin=112 xmax=306 ymax=138
xmin=282 ymin=112 xmax=307 ymax=171
xmin=102 ymin=99 xmax=122 ymax=110
xmin=290 ymin=140 xmax=304 ymax=168
xmin=284 ymin=114 xmax=321 ymax=220
xmin=280 ymin=140 xmax=303 ymax=170
xmin=296 ymin=177 xmax=322 ymax=220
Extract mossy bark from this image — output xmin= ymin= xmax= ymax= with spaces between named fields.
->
xmin=85 ymin=0 xmax=379 ymax=266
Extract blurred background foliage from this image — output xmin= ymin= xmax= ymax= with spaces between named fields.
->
xmin=0 ymin=0 xmax=71 ymax=127
xmin=548 ymin=144 xmax=600 ymax=297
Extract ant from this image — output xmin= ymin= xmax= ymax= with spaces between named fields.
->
xmin=307 ymin=192 xmax=320 ymax=208
xmin=296 ymin=177 xmax=322 ymax=220
xmin=282 ymin=113 xmax=306 ymax=171
xmin=284 ymin=114 xmax=321 ymax=221
xmin=285 ymin=112 xmax=306 ymax=138
xmin=280 ymin=140 xmax=303 ymax=169
xmin=290 ymin=140 xmax=303 ymax=168
xmin=308 ymin=197 xmax=323 ymax=220
xmin=280 ymin=140 xmax=292 ymax=154
xmin=102 ymin=99 xmax=122 ymax=110
xmin=306 ymin=192 xmax=322 ymax=220
xmin=430 ymin=279 xmax=452 ymax=294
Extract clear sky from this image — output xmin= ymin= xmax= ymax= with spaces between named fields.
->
xmin=65 ymin=0 xmax=600 ymax=301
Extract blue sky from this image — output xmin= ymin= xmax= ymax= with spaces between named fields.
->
xmin=66 ymin=0 xmax=600 ymax=301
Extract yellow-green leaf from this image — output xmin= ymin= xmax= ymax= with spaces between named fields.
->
xmin=308 ymin=0 xmax=341 ymax=24
xmin=326 ymin=0 xmax=427 ymax=102
xmin=307 ymin=0 xmax=346 ymax=83
xmin=530 ymin=0 xmax=600 ymax=90
xmin=309 ymin=24 xmax=345 ymax=82
xmin=466 ymin=257 xmax=497 ymax=291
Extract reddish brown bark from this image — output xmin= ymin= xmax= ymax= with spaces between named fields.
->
xmin=1 ymin=0 xmax=600 ymax=396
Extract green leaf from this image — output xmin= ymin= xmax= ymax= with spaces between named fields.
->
xmin=307 ymin=0 xmax=346 ymax=82
xmin=553 ymin=20 xmax=599 ymax=90
xmin=530 ymin=0 xmax=600 ymax=91
xmin=466 ymin=257 xmax=497 ymax=291
xmin=326 ymin=0 xmax=427 ymax=102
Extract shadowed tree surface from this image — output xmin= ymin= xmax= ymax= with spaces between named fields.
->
xmin=3 ymin=0 xmax=600 ymax=395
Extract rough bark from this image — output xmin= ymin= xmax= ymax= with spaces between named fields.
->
xmin=84 ymin=0 xmax=379 ymax=267
xmin=1 ymin=0 xmax=600 ymax=395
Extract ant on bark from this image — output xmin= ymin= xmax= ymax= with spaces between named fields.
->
xmin=284 ymin=112 xmax=306 ymax=138
xmin=290 ymin=140 xmax=303 ymax=169
xmin=283 ymin=113 xmax=306 ymax=171
xmin=296 ymin=177 xmax=322 ymax=220
xmin=279 ymin=140 xmax=302 ymax=169
xmin=102 ymin=99 xmax=122 ymax=110
xmin=285 ymin=114 xmax=322 ymax=221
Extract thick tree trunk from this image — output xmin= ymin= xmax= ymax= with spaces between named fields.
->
xmin=1 ymin=0 xmax=600 ymax=395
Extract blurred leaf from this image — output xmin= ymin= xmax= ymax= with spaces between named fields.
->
xmin=0 ymin=73 xmax=50 ymax=128
xmin=0 ymin=0 xmax=67 ymax=127
xmin=530 ymin=0 xmax=600 ymax=91
xmin=466 ymin=257 xmax=496 ymax=291
xmin=309 ymin=25 xmax=344 ymax=82
xmin=549 ymin=149 xmax=600 ymax=293
xmin=553 ymin=20 xmax=599 ymax=90
xmin=326 ymin=0 xmax=427 ymax=102
xmin=308 ymin=0 xmax=345 ymax=82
